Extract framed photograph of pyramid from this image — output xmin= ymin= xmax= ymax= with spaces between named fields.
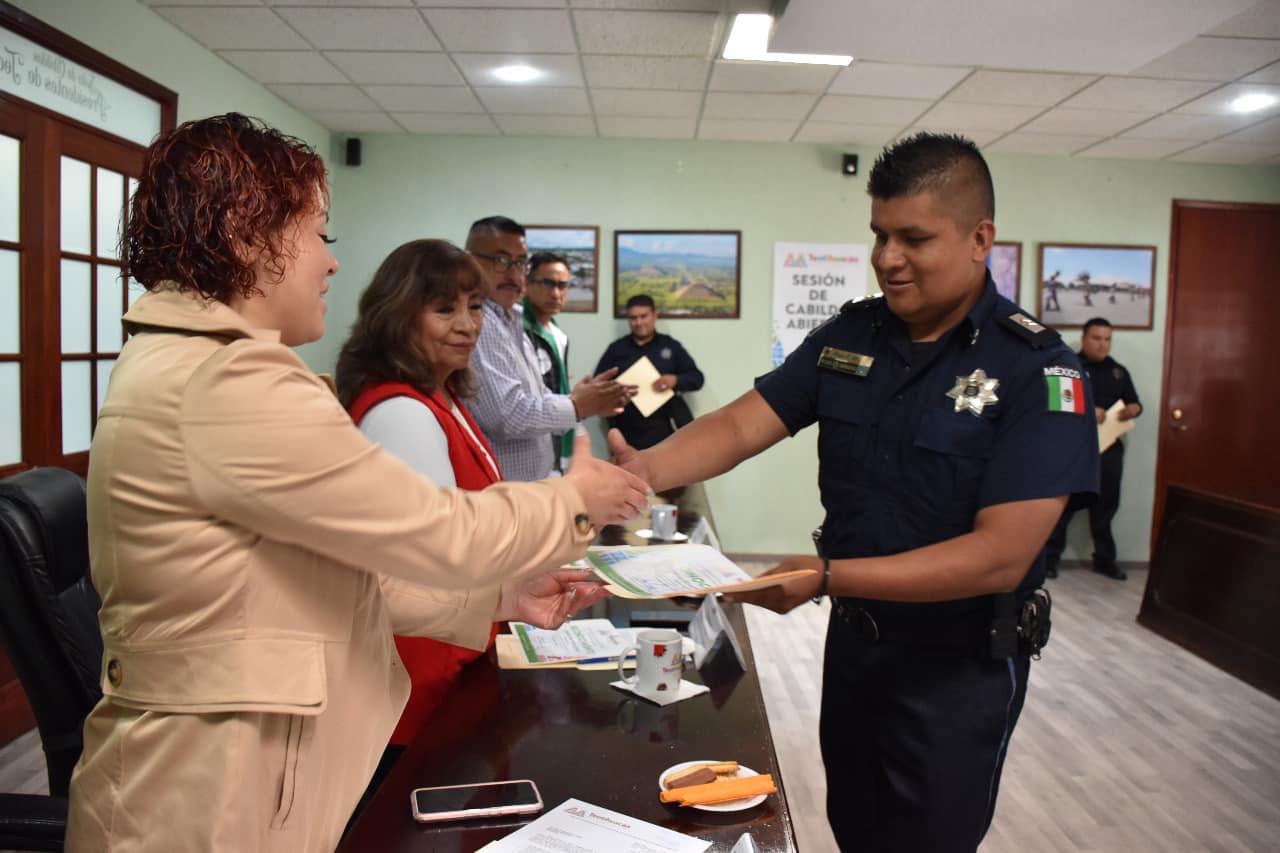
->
xmin=614 ymin=231 xmax=741 ymax=319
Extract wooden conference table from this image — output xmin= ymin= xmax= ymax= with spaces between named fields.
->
xmin=340 ymin=485 xmax=799 ymax=853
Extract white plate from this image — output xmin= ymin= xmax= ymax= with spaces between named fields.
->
xmin=636 ymin=529 xmax=689 ymax=542
xmin=658 ymin=760 xmax=767 ymax=812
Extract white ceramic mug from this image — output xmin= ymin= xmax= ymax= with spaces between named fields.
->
xmin=650 ymin=504 xmax=678 ymax=540
xmin=618 ymin=629 xmax=683 ymax=695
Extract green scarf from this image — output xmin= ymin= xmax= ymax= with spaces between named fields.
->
xmin=522 ymin=298 xmax=574 ymax=459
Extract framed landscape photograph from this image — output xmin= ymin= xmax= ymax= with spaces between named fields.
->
xmin=614 ymin=230 xmax=741 ymax=319
xmin=987 ymin=241 xmax=1021 ymax=304
xmin=1037 ymin=243 xmax=1156 ymax=330
xmin=524 ymin=225 xmax=599 ymax=313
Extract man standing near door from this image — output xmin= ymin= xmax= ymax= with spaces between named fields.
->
xmin=1045 ymin=316 xmax=1141 ymax=580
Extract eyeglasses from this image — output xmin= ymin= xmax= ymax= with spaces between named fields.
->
xmin=529 ymin=277 xmax=570 ymax=291
xmin=472 ymin=253 xmax=530 ymax=275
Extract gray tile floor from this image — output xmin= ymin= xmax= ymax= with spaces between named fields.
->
xmin=4 ymin=565 xmax=1277 ymax=852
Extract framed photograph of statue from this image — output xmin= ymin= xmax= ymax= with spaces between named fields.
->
xmin=1037 ymin=243 xmax=1156 ymax=330
xmin=614 ymin=231 xmax=741 ymax=319
xmin=523 ymin=225 xmax=599 ymax=313
xmin=987 ymin=241 xmax=1021 ymax=304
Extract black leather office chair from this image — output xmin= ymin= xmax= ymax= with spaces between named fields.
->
xmin=0 ymin=467 xmax=103 ymax=852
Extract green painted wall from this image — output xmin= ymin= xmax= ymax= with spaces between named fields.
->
xmin=9 ymin=0 xmax=328 ymax=154
xmin=321 ymin=134 xmax=1280 ymax=560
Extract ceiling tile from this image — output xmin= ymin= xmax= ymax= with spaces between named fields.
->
xmin=219 ymin=50 xmax=347 ymax=84
xmin=1123 ymin=111 xmax=1258 ymax=140
xmin=275 ymin=8 xmax=440 ymax=51
xmin=1205 ymin=2 xmax=1280 ymax=38
xmin=1243 ymin=61 xmax=1280 ymax=84
xmin=810 ymin=95 xmax=930 ymax=126
xmin=453 ymin=54 xmax=584 ymax=88
xmin=1129 ymin=36 xmax=1280 ymax=82
xmin=393 ymin=114 xmax=500 ymax=135
xmin=152 ymin=7 xmax=308 ymax=50
xmin=310 ymin=112 xmax=404 ymax=134
xmin=708 ymin=62 xmax=838 ymax=94
xmin=147 ymin=0 xmax=265 ymax=5
xmin=944 ymin=70 xmax=1097 ymax=107
xmin=1019 ymin=108 xmax=1153 ymax=136
xmin=902 ymin=127 xmax=1000 ymax=147
xmin=267 ymin=0 xmax=413 ymax=5
xmin=989 ymin=133 xmax=1103 ymax=156
xmin=493 ymin=115 xmax=598 ymax=136
xmin=597 ymin=116 xmax=698 ymax=138
xmin=267 ymin=84 xmax=381 ymax=112
xmin=1059 ymin=76 xmax=1218 ymax=112
xmin=475 ymin=86 xmax=591 ymax=114
xmin=828 ymin=62 xmax=972 ymax=99
xmin=592 ymin=89 xmax=702 ymax=117
xmin=573 ymin=10 xmax=719 ymax=55
xmin=703 ymin=92 xmax=818 ymax=120
xmin=323 ymin=52 xmax=462 ymax=86
xmin=364 ymin=85 xmax=484 ymax=113
xmin=1170 ymin=140 xmax=1280 ymax=163
xmin=913 ymin=101 xmax=1045 ymax=132
xmin=697 ymin=119 xmax=799 ymax=142
xmin=793 ymin=121 xmax=900 ymax=145
xmin=569 ymin=0 xmax=721 ymax=9
xmin=425 ymin=9 xmax=576 ymax=53
xmin=1173 ymin=82 xmax=1280 ymax=117
xmin=1075 ymin=137 xmax=1192 ymax=159
xmin=1222 ymin=115 xmax=1280 ymax=144
xmin=582 ymin=56 xmax=708 ymax=89
xmin=414 ymin=0 xmax=563 ymax=6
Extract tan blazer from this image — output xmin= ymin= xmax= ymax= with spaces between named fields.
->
xmin=66 ymin=286 xmax=592 ymax=852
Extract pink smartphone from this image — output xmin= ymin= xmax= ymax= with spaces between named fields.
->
xmin=410 ymin=780 xmax=543 ymax=823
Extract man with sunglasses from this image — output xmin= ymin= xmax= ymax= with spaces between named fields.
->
xmin=522 ymin=251 xmax=576 ymax=472
xmin=468 ymin=216 xmax=633 ymax=481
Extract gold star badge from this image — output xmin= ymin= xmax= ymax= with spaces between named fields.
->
xmin=946 ymin=368 xmax=999 ymax=416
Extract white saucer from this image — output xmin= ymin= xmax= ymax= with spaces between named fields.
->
xmin=636 ymin=529 xmax=689 ymax=542
xmin=658 ymin=760 xmax=768 ymax=812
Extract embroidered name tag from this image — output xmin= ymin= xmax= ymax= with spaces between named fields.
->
xmin=818 ymin=346 xmax=874 ymax=377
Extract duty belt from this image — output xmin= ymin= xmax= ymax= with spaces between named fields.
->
xmin=832 ymin=598 xmax=989 ymax=653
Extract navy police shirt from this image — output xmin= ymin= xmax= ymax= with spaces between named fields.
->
xmin=755 ymin=274 xmax=1099 ymax=617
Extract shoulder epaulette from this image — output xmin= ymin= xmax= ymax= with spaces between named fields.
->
xmin=840 ymin=294 xmax=884 ymax=314
xmin=996 ymin=311 xmax=1061 ymax=349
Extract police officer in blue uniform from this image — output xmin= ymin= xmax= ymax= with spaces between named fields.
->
xmin=1044 ymin=316 xmax=1142 ymax=580
xmin=609 ymin=133 xmax=1099 ymax=852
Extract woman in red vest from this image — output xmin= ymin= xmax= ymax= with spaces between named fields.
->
xmin=335 ymin=239 xmax=608 ymax=758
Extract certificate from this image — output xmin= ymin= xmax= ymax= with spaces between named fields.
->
xmin=481 ymin=798 xmax=711 ymax=853
xmin=586 ymin=544 xmax=816 ymax=599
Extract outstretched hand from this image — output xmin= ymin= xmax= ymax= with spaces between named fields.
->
xmin=606 ymin=428 xmax=653 ymax=486
xmin=724 ymin=556 xmax=824 ymax=615
xmin=564 ymin=429 xmax=649 ymax=527
xmin=495 ymin=568 xmax=611 ymax=628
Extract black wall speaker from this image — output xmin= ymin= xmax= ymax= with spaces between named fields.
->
xmin=345 ymin=137 xmax=362 ymax=167
xmin=842 ymin=153 xmax=858 ymax=176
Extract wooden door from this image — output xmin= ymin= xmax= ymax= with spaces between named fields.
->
xmin=1140 ymin=200 xmax=1280 ymax=698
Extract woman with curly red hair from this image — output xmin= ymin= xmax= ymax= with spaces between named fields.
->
xmin=65 ymin=114 xmax=642 ymax=852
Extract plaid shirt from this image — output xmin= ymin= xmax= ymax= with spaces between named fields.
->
xmin=470 ymin=300 xmax=577 ymax=481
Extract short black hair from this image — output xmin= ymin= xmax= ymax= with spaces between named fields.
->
xmin=466 ymin=215 xmax=524 ymax=249
xmin=867 ymin=132 xmax=995 ymax=226
xmin=625 ymin=294 xmax=655 ymax=312
xmin=529 ymin=251 xmax=568 ymax=275
xmin=1082 ymin=317 xmax=1112 ymax=334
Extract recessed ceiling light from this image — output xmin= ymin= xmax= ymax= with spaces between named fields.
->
xmin=493 ymin=64 xmax=542 ymax=84
xmin=722 ymin=13 xmax=852 ymax=66
xmin=1230 ymin=93 xmax=1277 ymax=113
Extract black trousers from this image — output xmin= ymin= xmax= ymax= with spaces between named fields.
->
xmin=819 ymin=610 xmax=1030 ymax=853
xmin=1046 ymin=440 xmax=1124 ymax=569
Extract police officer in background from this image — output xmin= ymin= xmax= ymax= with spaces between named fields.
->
xmin=1044 ymin=316 xmax=1141 ymax=580
xmin=609 ymin=133 xmax=1099 ymax=852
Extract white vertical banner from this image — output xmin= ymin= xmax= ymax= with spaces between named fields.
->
xmin=771 ymin=242 xmax=868 ymax=366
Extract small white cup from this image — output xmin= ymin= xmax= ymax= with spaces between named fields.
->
xmin=650 ymin=504 xmax=678 ymax=541
xmin=618 ymin=629 xmax=683 ymax=696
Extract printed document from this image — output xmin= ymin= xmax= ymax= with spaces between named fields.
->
xmin=510 ymin=618 xmax=641 ymax=663
xmin=587 ymin=544 xmax=815 ymax=599
xmin=480 ymin=798 xmax=711 ymax=853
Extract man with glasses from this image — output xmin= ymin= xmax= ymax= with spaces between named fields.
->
xmin=467 ymin=216 xmax=632 ymax=480
xmin=523 ymin=251 xmax=575 ymax=472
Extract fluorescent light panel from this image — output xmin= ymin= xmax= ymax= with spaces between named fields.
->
xmin=723 ymin=13 xmax=852 ymax=66
xmin=1230 ymin=93 xmax=1277 ymax=113
xmin=493 ymin=64 xmax=542 ymax=84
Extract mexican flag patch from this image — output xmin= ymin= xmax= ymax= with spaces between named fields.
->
xmin=1045 ymin=372 xmax=1085 ymax=413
